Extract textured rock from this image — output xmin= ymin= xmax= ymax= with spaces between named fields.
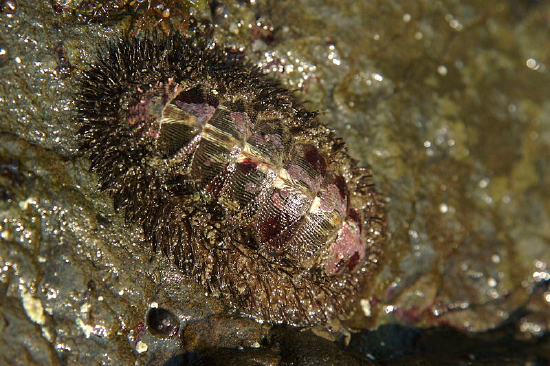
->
xmin=0 ymin=0 xmax=548 ymax=364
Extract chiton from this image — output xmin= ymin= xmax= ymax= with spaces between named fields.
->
xmin=76 ymin=34 xmax=385 ymax=326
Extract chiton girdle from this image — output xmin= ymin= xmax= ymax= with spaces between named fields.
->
xmin=76 ymin=34 xmax=385 ymax=326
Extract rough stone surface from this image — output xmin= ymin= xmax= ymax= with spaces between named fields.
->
xmin=0 ymin=0 xmax=548 ymax=364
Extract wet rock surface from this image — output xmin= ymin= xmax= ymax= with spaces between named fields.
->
xmin=0 ymin=0 xmax=548 ymax=364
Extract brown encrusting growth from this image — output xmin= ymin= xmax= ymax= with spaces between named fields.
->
xmin=76 ymin=34 xmax=385 ymax=326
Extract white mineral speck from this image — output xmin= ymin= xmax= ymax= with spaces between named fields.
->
xmin=136 ymin=341 xmax=148 ymax=353
xmin=360 ymin=299 xmax=371 ymax=317
xmin=22 ymin=289 xmax=46 ymax=325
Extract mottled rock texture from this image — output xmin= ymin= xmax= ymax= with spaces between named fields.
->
xmin=0 ymin=0 xmax=548 ymax=364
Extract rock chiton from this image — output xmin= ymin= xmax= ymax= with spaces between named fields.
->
xmin=76 ymin=34 xmax=385 ymax=326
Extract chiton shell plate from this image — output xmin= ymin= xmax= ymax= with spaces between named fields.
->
xmin=76 ymin=34 xmax=385 ymax=326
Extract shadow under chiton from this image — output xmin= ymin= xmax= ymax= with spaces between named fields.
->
xmin=76 ymin=34 xmax=385 ymax=326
